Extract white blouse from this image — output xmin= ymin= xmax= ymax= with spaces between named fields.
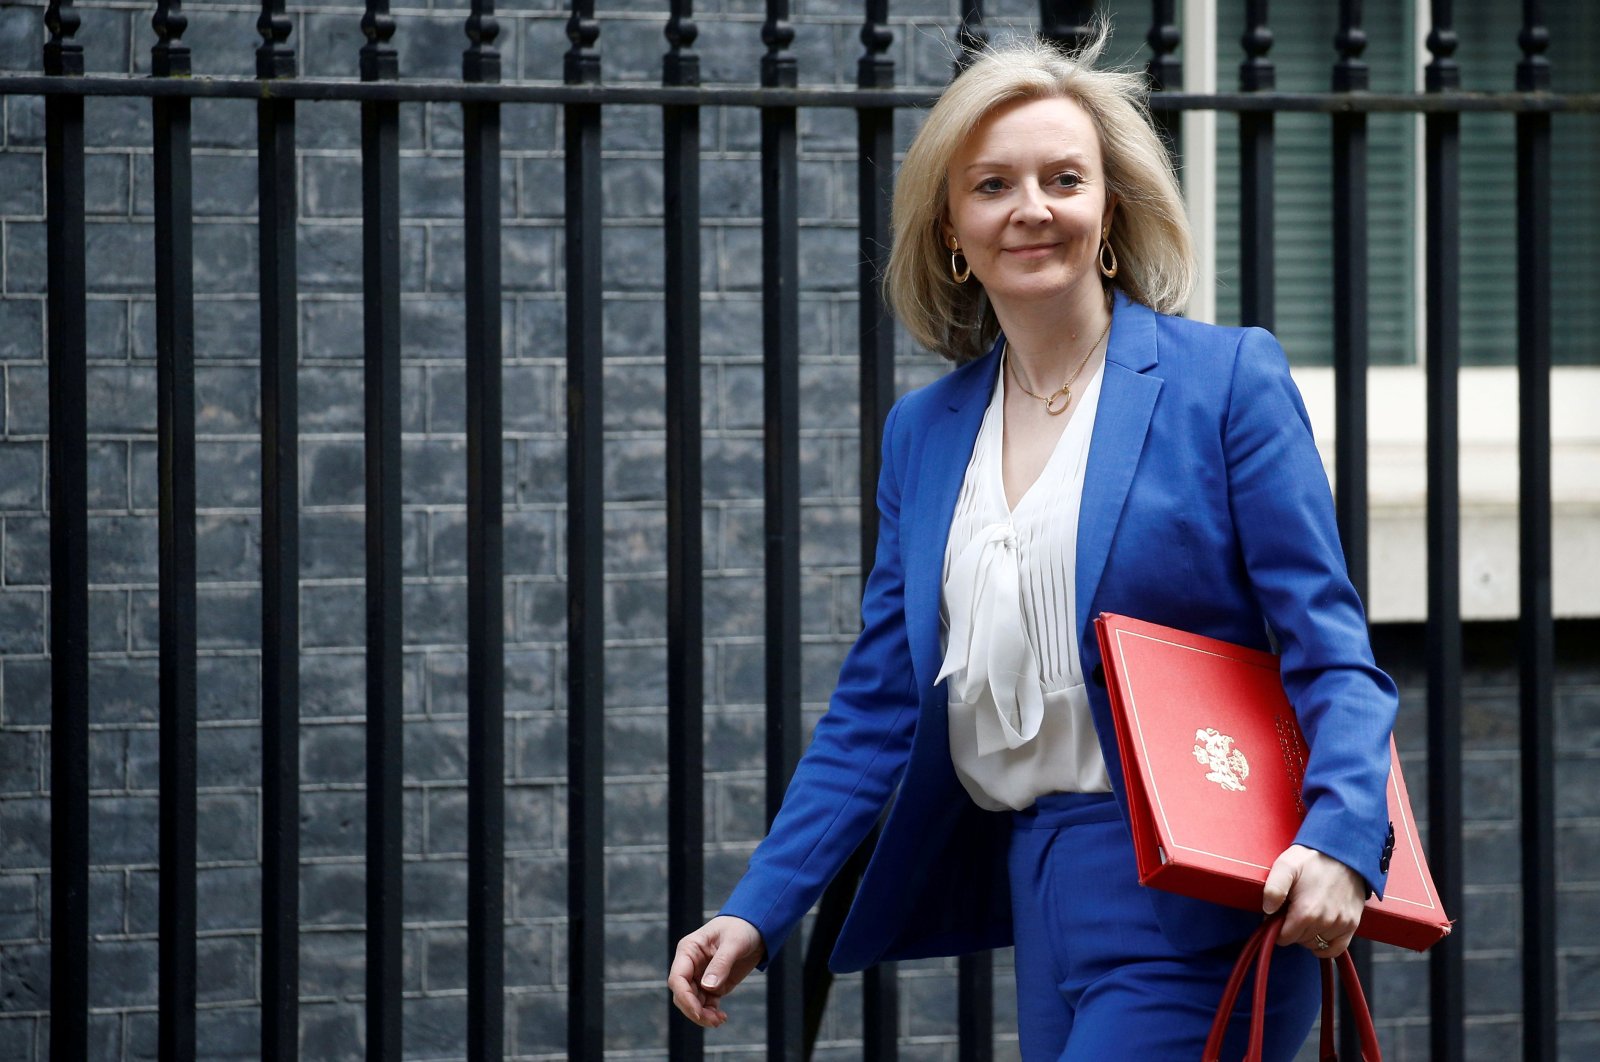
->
xmin=936 ymin=354 xmax=1112 ymax=811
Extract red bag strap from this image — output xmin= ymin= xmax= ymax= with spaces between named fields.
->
xmin=1204 ymin=914 xmax=1383 ymax=1062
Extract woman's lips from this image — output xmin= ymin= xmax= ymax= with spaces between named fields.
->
xmin=1002 ymin=243 xmax=1060 ymax=259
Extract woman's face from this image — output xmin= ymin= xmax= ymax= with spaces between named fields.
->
xmin=944 ymin=95 xmax=1114 ymax=315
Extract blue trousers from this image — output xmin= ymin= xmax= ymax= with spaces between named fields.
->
xmin=1007 ymin=792 xmax=1321 ymax=1061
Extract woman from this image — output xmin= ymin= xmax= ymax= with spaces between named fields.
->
xmin=668 ymin=29 xmax=1397 ymax=1060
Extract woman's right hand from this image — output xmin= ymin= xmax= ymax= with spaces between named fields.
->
xmin=667 ymin=915 xmax=766 ymax=1028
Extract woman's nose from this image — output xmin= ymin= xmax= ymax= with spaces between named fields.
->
xmin=1012 ymin=182 xmax=1051 ymax=223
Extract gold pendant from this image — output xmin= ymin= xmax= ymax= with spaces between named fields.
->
xmin=1046 ymin=385 xmax=1072 ymax=415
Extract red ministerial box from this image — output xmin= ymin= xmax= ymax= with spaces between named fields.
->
xmin=1094 ymin=613 xmax=1451 ymax=952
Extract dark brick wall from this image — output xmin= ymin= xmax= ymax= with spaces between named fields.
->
xmin=1 ymin=1 xmax=1596 ymax=1059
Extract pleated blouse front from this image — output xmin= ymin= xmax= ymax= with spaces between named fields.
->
xmin=937 ymin=356 xmax=1112 ymax=812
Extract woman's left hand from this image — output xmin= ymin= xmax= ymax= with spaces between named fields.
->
xmin=1262 ymin=844 xmax=1366 ymax=958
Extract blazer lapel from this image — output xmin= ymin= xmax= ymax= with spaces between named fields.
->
xmin=903 ymin=345 xmax=1000 ymax=700
xmin=1076 ymin=292 xmax=1162 ymax=645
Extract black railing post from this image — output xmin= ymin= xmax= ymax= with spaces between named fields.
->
xmin=856 ymin=5 xmax=899 ymax=1056
xmin=1239 ymin=0 xmax=1274 ymax=330
xmin=462 ymin=4 xmax=505 ymax=1060
xmin=1147 ymin=0 xmax=1182 ymax=159
xmin=950 ymin=11 xmax=991 ymax=1049
xmin=1515 ymin=4 xmax=1556 ymax=1060
xmin=150 ymin=4 xmax=198 ymax=1057
xmin=959 ymin=952 xmax=994 ymax=1062
xmin=954 ymin=0 xmax=987 ymax=75
xmin=1423 ymin=5 xmax=1464 ymax=1061
xmin=1038 ymin=0 xmax=1096 ymax=51
xmin=564 ymin=0 xmax=605 ymax=1056
xmin=662 ymin=1 xmax=706 ymax=1057
xmin=1330 ymin=6 xmax=1372 ymax=1056
xmin=42 ymin=3 xmax=88 ymax=1060
xmin=761 ymin=1 xmax=804 ymax=1056
xmin=358 ymin=2 xmax=404 ymax=1057
xmin=255 ymin=2 xmax=300 ymax=1059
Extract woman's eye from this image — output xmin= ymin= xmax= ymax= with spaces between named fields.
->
xmin=1053 ymin=172 xmax=1083 ymax=188
xmin=977 ymin=178 xmax=1005 ymax=193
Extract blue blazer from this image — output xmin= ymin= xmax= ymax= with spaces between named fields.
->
xmin=721 ymin=292 xmax=1399 ymax=973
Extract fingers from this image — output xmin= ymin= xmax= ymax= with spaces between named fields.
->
xmin=1262 ymin=848 xmax=1300 ymax=917
xmin=1269 ymin=845 xmax=1366 ymax=956
xmin=667 ymin=917 xmax=766 ymax=1029
xmin=667 ymin=933 xmax=726 ymax=1028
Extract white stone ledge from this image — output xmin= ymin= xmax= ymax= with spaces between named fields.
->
xmin=1293 ymin=366 xmax=1600 ymax=621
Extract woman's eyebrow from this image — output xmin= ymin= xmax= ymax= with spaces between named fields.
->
xmin=962 ymin=154 xmax=1093 ymax=173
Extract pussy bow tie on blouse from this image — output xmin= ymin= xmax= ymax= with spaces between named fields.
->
xmin=936 ymin=521 xmax=1045 ymax=756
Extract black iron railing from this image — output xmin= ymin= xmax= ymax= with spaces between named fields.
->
xmin=2 ymin=0 xmax=1589 ymax=1060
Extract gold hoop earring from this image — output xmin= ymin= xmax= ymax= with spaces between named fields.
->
xmin=1098 ymin=233 xmax=1118 ymax=279
xmin=947 ymin=236 xmax=971 ymax=284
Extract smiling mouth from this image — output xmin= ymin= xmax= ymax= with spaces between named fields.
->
xmin=1003 ymin=244 xmax=1060 ymax=256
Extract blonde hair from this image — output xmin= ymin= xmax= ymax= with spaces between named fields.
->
xmin=885 ymin=25 xmax=1195 ymax=363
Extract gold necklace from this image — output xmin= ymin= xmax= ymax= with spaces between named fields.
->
xmin=1004 ymin=309 xmax=1113 ymax=416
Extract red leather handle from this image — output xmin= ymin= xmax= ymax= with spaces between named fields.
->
xmin=1204 ymin=913 xmax=1383 ymax=1062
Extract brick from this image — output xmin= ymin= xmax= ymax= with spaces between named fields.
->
xmin=195 ymin=655 xmax=258 ymax=723
xmin=502 ymin=922 xmax=555 ymax=991
xmin=194 ymin=723 xmax=260 ymax=791
xmin=403 ymin=858 xmax=467 ymax=922
xmin=194 ymin=1005 xmax=260 ymax=1061
xmin=89 ymin=657 xmax=159 ymax=725
xmin=401 ymin=436 xmax=468 ymax=505
xmin=300 ymin=928 xmax=365 ymax=1000
xmin=0 ymin=6 xmax=43 ymax=73
xmin=506 ymin=784 xmax=555 ymax=853
xmin=599 ymin=778 xmax=666 ymax=847
xmin=191 ymin=153 xmax=259 ymax=218
xmin=1 ymin=657 xmax=48 ymax=727
xmin=1562 ymin=820 xmax=1600 ymax=883
xmin=88 ymin=726 xmax=126 ymax=790
xmin=298 ymin=652 xmax=364 ymax=719
xmin=0 ymin=297 xmax=41 ymax=361
xmin=4 ymin=95 xmax=44 ymax=147
xmin=0 ymin=940 xmax=48 ymax=1011
xmin=403 ymin=717 xmax=468 ymax=782
xmin=0 ymin=151 xmax=40 ymax=216
xmin=706 ymin=707 xmax=764 ymax=774
xmin=86 ymin=440 xmax=130 ymax=510
xmin=301 ymin=790 xmax=366 ymax=860
xmin=197 ymin=935 xmax=258 ymax=1004
xmin=2 ymin=220 xmax=44 ymax=294
xmin=0 ymin=873 xmax=36 ymax=941
xmin=88 ymin=938 xmax=158 ymax=1008
xmin=502 ymin=223 xmax=560 ymax=293
xmin=197 ymin=793 xmax=258 ymax=862
xmin=404 ymin=580 xmax=468 ymax=645
xmin=0 ymin=591 xmax=43 ymax=654
xmin=298 ymin=1001 xmax=364 ymax=1061
xmin=0 ymin=726 xmax=37 ymax=796
xmin=506 ymin=852 xmax=565 ymax=921
xmin=602 ymin=646 xmax=667 ymax=713
xmin=302 ymin=438 xmax=365 ymax=508
xmin=301 ymin=721 xmax=366 ymax=786
xmin=0 ymin=1019 xmax=32 ymax=1061
xmin=509 ymin=989 xmax=566 ymax=1056
xmin=718 ymin=642 xmax=765 ymax=705
xmin=297 ymin=225 xmax=363 ymax=295
xmin=196 ymin=864 xmax=259 ymax=933
xmin=405 ymin=994 xmax=467 ymax=1057
xmin=511 ymin=713 xmax=564 ymax=781
xmin=302 ymin=861 xmax=366 ymax=928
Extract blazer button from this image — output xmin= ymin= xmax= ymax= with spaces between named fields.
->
xmin=1091 ymin=663 xmax=1106 ymax=688
xmin=1379 ymin=821 xmax=1395 ymax=874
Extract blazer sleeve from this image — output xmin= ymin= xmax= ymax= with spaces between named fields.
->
xmin=718 ymin=398 xmax=923 ymax=963
xmin=1223 ymin=328 xmax=1399 ymax=897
